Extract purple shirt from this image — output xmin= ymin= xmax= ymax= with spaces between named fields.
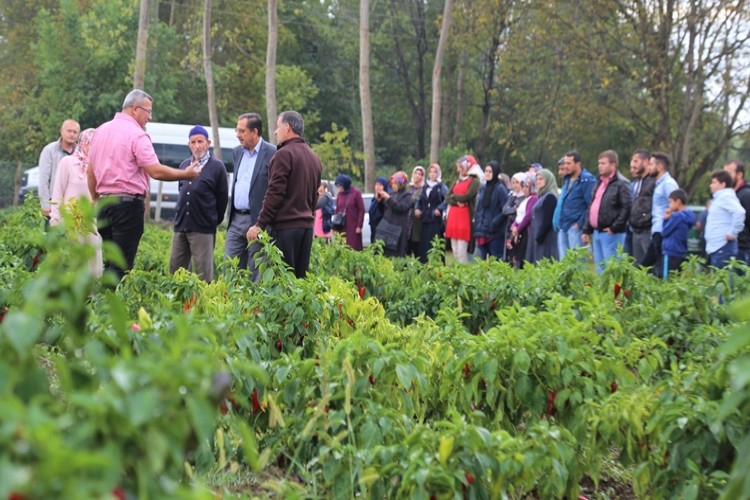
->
xmin=89 ymin=112 xmax=159 ymax=196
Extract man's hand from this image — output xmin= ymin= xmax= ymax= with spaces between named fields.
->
xmin=582 ymin=233 xmax=591 ymax=245
xmin=183 ymin=159 xmax=200 ymax=180
xmin=356 ymin=227 xmax=362 ymax=234
xmin=727 ymin=234 xmax=736 ymax=241
xmin=414 ymin=209 xmax=422 ymax=218
xmin=663 ymin=208 xmax=672 ymax=220
xmin=42 ymin=208 xmax=51 ymax=217
xmin=246 ymin=225 xmax=261 ymax=241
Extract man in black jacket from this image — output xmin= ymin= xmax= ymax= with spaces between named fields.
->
xmin=724 ymin=159 xmax=750 ymax=265
xmin=169 ymin=126 xmax=228 ymax=282
xmin=582 ymin=150 xmax=633 ymax=274
xmin=628 ymin=150 xmax=656 ymax=264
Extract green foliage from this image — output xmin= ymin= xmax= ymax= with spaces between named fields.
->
xmin=2 ymin=197 xmax=750 ymax=497
xmin=312 ymin=123 xmax=364 ymax=181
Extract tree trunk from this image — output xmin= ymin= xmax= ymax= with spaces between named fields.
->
xmin=266 ymin=0 xmax=278 ymax=144
xmin=133 ymin=0 xmax=150 ymax=90
xmin=453 ymin=50 xmax=468 ymax=146
xmin=429 ymin=0 xmax=453 ymax=165
xmin=477 ymin=32 xmax=500 ymax=164
xmin=360 ymin=0 xmax=376 ymax=191
xmin=203 ymin=0 xmax=221 ymax=161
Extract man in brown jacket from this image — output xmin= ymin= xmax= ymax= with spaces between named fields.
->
xmin=246 ymin=111 xmax=322 ymax=278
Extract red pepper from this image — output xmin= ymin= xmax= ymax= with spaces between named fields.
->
xmin=251 ymin=388 xmax=261 ymax=414
xmin=614 ymin=282 xmax=622 ymax=298
xmin=546 ymin=390 xmax=557 ymax=416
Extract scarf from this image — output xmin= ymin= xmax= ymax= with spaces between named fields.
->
xmin=482 ymin=161 xmax=501 ymax=208
xmin=74 ymin=128 xmax=96 ymax=179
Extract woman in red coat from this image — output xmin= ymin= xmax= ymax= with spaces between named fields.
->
xmin=333 ymin=174 xmax=365 ymax=250
xmin=444 ymin=156 xmax=481 ymax=263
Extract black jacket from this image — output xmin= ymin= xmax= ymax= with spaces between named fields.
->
xmin=736 ymin=182 xmax=750 ymax=250
xmin=474 ymin=182 xmax=509 ymax=238
xmin=583 ymin=172 xmax=633 ymax=234
xmin=629 ymin=175 xmax=656 ymax=233
xmin=174 ymin=155 xmax=228 ymax=234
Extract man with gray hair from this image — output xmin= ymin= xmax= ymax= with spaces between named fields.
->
xmin=246 ymin=111 xmax=322 ymax=278
xmin=88 ymin=89 xmax=200 ymax=279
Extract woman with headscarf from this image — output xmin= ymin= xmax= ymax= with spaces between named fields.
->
xmin=527 ymin=169 xmax=560 ymax=263
xmin=502 ymin=172 xmax=526 ymax=262
xmin=368 ymin=176 xmax=390 ymax=244
xmin=528 ymin=169 xmax=560 ymax=263
xmin=415 ymin=163 xmax=449 ymax=263
xmin=49 ymin=128 xmax=103 ymax=276
xmin=473 ymin=161 xmax=510 ymax=259
xmin=509 ymin=173 xmax=538 ymax=269
xmin=375 ymin=171 xmax=414 ymax=257
xmin=445 ymin=156 xmax=481 ymax=263
xmin=333 ymin=174 xmax=365 ymax=251
xmin=408 ymin=166 xmax=426 ymax=256
xmin=314 ymin=180 xmax=334 ymax=240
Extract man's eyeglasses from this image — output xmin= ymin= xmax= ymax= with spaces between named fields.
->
xmin=136 ymin=105 xmax=153 ymax=117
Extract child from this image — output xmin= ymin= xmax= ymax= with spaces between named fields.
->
xmin=661 ymin=189 xmax=695 ymax=278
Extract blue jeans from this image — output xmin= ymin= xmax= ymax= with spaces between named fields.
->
xmin=592 ymin=230 xmax=626 ymax=274
xmin=709 ymin=240 xmax=738 ymax=269
xmin=557 ymin=226 xmax=584 ymax=259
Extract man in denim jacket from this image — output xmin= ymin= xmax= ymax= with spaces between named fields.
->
xmin=553 ymin=150 xmax=596 ymax=259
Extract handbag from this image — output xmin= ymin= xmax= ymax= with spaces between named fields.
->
xmin=375 ymin=218 xmax=402 ymax=251
xmin=331 ymin=211 xmax=346 ymax=231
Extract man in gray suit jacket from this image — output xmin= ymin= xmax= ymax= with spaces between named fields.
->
xmin=224 ymin=113 xmax=277 ymax=270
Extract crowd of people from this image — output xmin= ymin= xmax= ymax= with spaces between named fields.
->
xmin=40 ymin=89 xmax=321 ymax=283
xmin=312 ymin=150 xmax=749 ymax=278
xmin=38 ymin=90 xmax=747 ymax=282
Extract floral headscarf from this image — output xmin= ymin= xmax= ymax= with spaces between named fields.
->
xmin=74 ymin=128 xmax=96 ymax=178
xmin=520 ymin=172 xmax=538 ymax=194
xmin=390 ymin=171 xmax=409 ymax=192
xmin=511 ymin=172 xmax=527 ymax=196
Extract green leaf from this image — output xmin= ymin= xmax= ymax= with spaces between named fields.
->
xmin=2 ymin=313 xmax=43 ymax=358
xmin=128 ymin=388 xmax=159 ymax=426
xmin=513 ymin=350 xmax=531 ymax=374
xmin=236 ymin=420 xmax=260 ymax=472
xmin=396 ymin=364 xmax=412 ymax=389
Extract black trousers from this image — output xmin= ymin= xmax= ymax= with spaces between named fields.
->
xmin=641 ymin=232 xmax=663 ymax=277
xmin=98 ymin=198 xmax=145 ymax=280
xmin=270 ymin=227 xmax=313 ymax=279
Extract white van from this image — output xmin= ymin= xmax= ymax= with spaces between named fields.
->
xmin=17 ymin=122 xmax=240 ymax=220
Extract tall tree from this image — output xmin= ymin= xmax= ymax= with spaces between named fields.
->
xmin=203 ymin=0 xmax=221 ymax=160
xmin=429 ymin=0 xmax=453 ymax=164
xmin=266 ymin=0 xmax=278 ymax=143
xmin=360 ymin=0 xmax=376 ymax=190
xmin=134 ymin=0 xmax=150 ymax=89
xmin=547 ymin=0 xmax=750 ymax=195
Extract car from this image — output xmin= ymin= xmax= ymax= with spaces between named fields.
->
xmin=362 ymin=193 xmax=374 ymax=246
xmin=17 ymin=166 xmax=40 ymax=204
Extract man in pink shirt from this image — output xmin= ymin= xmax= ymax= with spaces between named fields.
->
xmin=88 ymin=89 xmax=199 ymax=279
xmin=582 ymin=150 xmax=632 ymax=274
